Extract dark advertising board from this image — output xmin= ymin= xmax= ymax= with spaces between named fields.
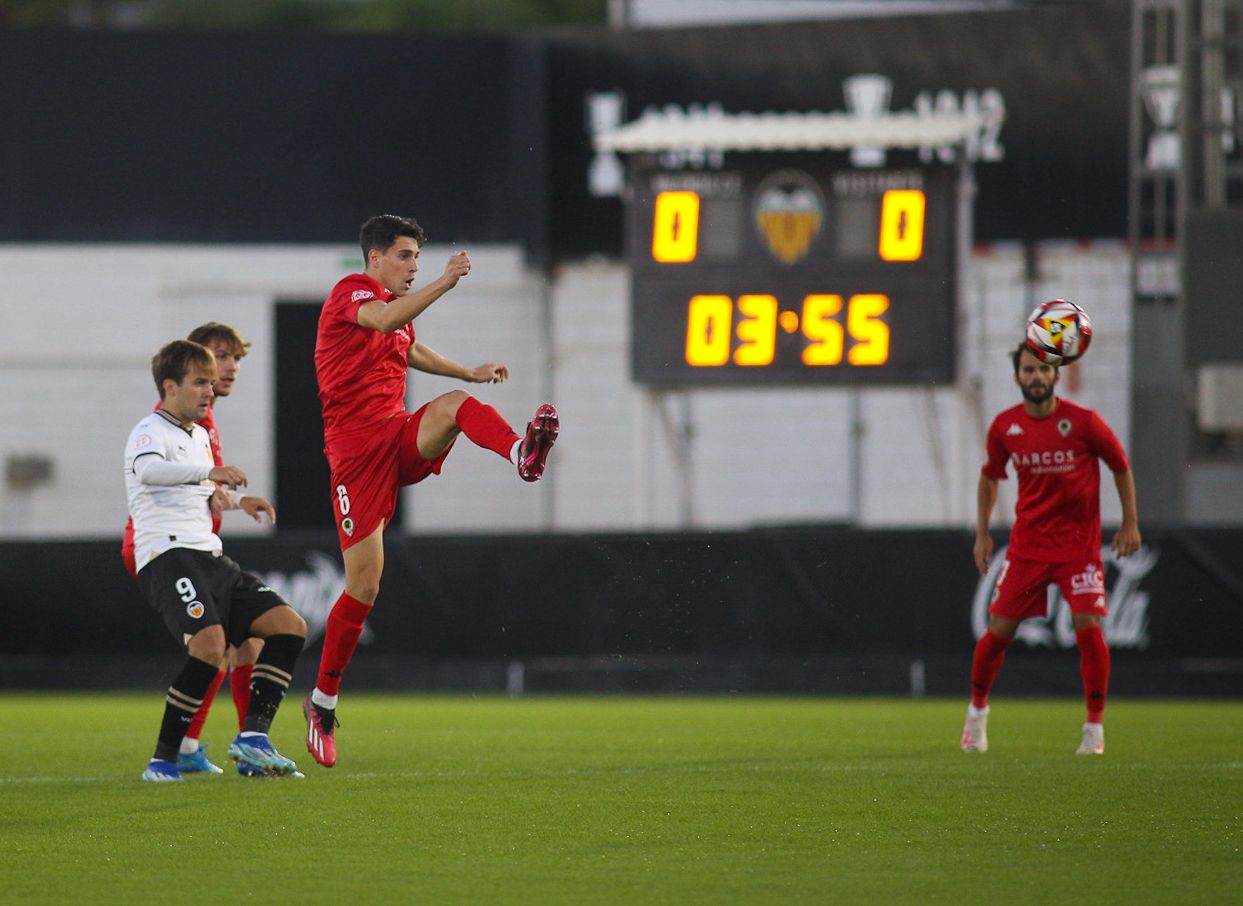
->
xmin=1 ymin=526 xmax=1239 ymax=695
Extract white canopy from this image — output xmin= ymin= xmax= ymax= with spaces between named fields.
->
xmin=594 ymin=108 xmax=986 ymax=153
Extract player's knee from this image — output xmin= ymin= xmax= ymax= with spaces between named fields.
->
xmin=346 ymin=577 xmax=381 ymax=604
xmin=186 ymin=626 xmax=227 ymax=664
xmin=248 ymin=604 xmax=307 ymax=640
xmin=344 ymin=558 xmax=383 ymax=603
xmin=230 ymin=637 xmax=263 ymax=667
xmin=987 ymin=615 xmax=1019 ymax=639
xmin=437 ymin=390 xmax=471 ymax=422
xmin=277 ymin=605 xmax=307 ymax=639
xmin=1072 ymin=613 xmax=1102 ymax=631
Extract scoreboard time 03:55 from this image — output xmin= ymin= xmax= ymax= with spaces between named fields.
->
xmin=628 ymin=154 xmax=957 ymax=386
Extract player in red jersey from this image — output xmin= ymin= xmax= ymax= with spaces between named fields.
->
xmin=963 ymin=343 xmax=1141 ymax=756
xmin=303 ymin=214 xmax=558 ymax=767
xmin=121 ymin=323 xmax=273 ymax=775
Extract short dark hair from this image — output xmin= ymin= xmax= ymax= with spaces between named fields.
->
xmin=151 ymin=339 xmax=216 ymax=397
xmin=1012 ymin=341 xmax=1058 ymax=376
xmin=187 ymin=322 xmax=250 ymax=358
xmin=360 ymin=215 xmax=426 ymax=265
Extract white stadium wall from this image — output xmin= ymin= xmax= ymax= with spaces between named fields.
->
xmin=0 ymin=240 xmax=1136 ymax=539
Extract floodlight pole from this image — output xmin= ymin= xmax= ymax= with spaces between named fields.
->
xmin=956 ymin=139 xmax=982 ymax=528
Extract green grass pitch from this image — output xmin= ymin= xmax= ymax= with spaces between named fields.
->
xmin=0 ymin=694 xmax=1239 ymax=904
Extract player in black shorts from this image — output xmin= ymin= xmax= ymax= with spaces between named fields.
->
xmin=124 ymin=340 xmax=307 ymax=782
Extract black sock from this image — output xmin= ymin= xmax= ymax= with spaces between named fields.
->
xmin=243 ymin=634 xmax=303 ymax=734
xmin=154 ymin=656 xmax=220 ymax=761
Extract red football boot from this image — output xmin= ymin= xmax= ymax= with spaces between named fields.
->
xmin=303 ymin=694 xmax=338 ymax=768
xmin=517 ymin=404 xmax=559 ymax=482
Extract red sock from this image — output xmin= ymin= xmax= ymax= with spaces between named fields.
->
xmin=1076 ymin=625 xmax=1110 ymax=723
xmin=970 ymin=630 xmax=1012 ymax=709
xmin=316 ymin=592 xmax=373 ymax=696
xmin=184 ymin=670 xmax=225 ymax=741
xmin=455 ymin=396 xmax=520 ymax=460
xmin=229 ymin=663 xmax=253 ymax=731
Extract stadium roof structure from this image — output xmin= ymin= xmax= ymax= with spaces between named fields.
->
xmin=593 ymin=107 xmax=988 ymax=153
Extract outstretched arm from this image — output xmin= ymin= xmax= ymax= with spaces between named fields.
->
xmin=236 ymin=495 xmax=276 ymax=524
xmin=406 ymin=342 xmax=509 ymax=383
xmin=209 ymin=492 xmax=275 ymax=524
xmin=1110 ymin=469 xmax=1141 ymax=557
xmin=974 ymin=474 xmax=999 ymax=575
xmin=356 ymin=251 xmax=472 ymax=334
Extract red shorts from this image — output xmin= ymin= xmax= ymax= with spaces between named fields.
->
xmin=988 ymin=557 xmax=1108 ymax=620
xmin=324 ymin=405 xmax=455 ymax=550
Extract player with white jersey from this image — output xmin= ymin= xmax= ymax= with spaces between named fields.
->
xmin=963 ymin=342 xmax=1141 ymax=756
xmin=121 ymin=322 xmax=268 ymax=776
xmin=125 ymin=413 xmax=220 ymax=564
xmin=126 ymin=339 xmax=306 ymax=782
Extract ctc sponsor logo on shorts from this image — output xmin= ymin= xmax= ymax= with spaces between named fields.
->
xmin=186 ymin=600 xmax=205 ymax=619
xmin=989 ymin=559 xmax=1011 ymax=603
xmin=1070 ymin=563 xmax=1106 ymax=598
xmin=341 ymin=517 xmax=354 ymax=537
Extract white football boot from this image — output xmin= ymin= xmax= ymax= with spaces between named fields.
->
xmin=961 ymin=708 xmax=988 ymax=753
xmin=1076 ymin=722 xmax=1105 ymax=755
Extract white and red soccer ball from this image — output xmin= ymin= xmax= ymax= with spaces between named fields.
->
xmin=1025 ymin=299 xmax=1093 ymax=365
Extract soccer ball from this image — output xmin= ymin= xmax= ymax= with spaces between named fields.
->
xmin=1025 ymin=299 xmax=1093 ymax=365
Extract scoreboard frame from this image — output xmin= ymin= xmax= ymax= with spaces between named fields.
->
xmin=628 ymin=151 xmax=959 ymax=388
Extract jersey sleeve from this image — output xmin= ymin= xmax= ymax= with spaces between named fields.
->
xmin=980 ymin=419 xmax=1011 ymax=479
xmin=124 ymin=420 xmax=168 ymax=473
xmin=1087 ymin=411 xmax=1130 ymax=473
xmin=332 ymin=278 xmax=380 ymax=327
xmin=133 ymin=456 xmax=212 ymax=486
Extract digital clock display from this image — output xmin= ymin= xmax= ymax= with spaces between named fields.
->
xmin=628 ymin=153 xmax=957 ymax=386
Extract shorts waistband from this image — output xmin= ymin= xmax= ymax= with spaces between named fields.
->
xmin=324 ymin=414 xmax=404 ymax=442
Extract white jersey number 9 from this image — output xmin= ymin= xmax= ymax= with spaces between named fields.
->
xmin=175 ymin=577 xmax=198 ymax=603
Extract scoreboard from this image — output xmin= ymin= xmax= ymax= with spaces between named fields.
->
xmin=628 ymin=153 xmax=958 ymax=386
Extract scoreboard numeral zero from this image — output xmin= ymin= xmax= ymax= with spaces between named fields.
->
xmin=878 ymin=190 xmax=925 ymax=262
xmin=651 ymin=191 xmax=700 ymax=263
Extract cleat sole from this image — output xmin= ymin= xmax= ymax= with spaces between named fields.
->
xmin=518 ymin=404 xmax=559 ymax=482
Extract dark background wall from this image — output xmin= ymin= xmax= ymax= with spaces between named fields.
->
xmin=0 ymin=28 xmax=537 ymax=245
xmin=2 ymin=526 xmax=1239 ymax=695
xmin=0 ymin=2 xmax=1130 ymax=258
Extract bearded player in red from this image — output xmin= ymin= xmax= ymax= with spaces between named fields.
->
xmin=963 ymin=342 xmax=1141 ymax=756
xmin=304 ymin=214 xmax=558 ymax=767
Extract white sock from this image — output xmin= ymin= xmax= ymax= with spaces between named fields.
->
xmin=1084 ymin=721 xmax=1103 ymax=730
xmin=312 ymin=688 xmax=339 ymax=710
xmin=968 ymin=704 xmax=989 ymax=718
xmin=179 ymin=737 xmax=200 ymax=756
xmin=509 ymin=438 xmax=522 ymax=465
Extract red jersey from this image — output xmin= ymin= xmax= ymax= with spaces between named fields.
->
xmin=196 ymin=404 xmax=224 ymax=474
xmin=316 ymin=273 xmax=414 ymax=437
xmin=982 ymin=398 xmax=1129 ymax=563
